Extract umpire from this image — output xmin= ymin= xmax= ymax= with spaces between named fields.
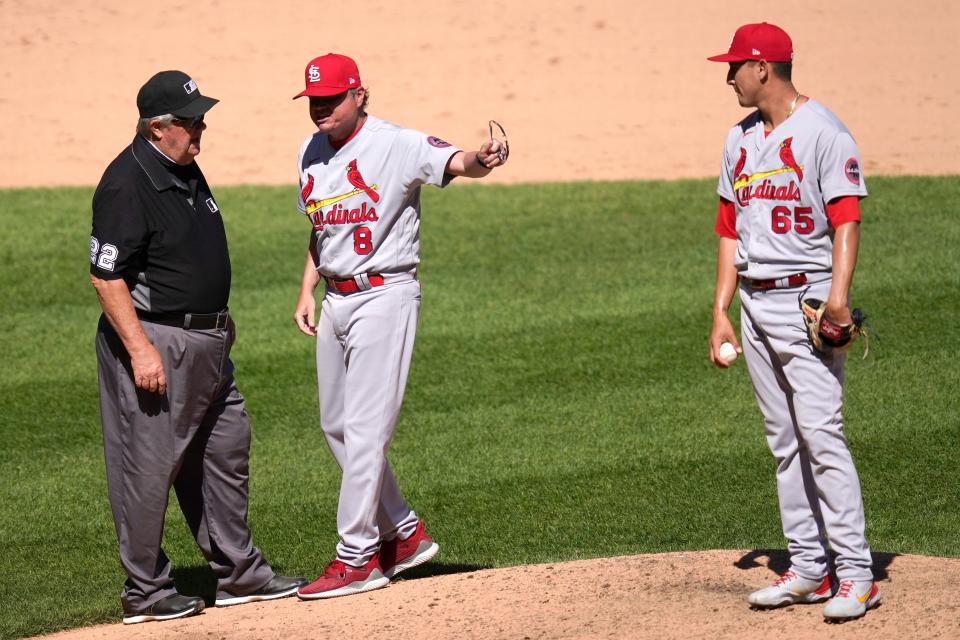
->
xmin=89 ymin=70 xmax=304 ymax=624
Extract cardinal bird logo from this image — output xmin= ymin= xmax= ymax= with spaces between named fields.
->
xmin=346 ymin=160 xmax=380 ymax=203
xmin=300 ymin=174 xmax=314 ymax=202
xmin=733 ymin=147 xmax=747 ymax=183
xmin=779 ymin=137 xmax=804 ymax=183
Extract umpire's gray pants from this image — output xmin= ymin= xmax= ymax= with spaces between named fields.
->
xmin=96 ymin=315 xmax=273 ymax=614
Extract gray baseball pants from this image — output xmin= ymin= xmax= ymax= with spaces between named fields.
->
xmin=739 ymin=279 xmax=873 ymax=582
xmin=316 ymin=279 xmax=422 ymax=566
xmin=96 ymin=315 xmax=274 ymax=614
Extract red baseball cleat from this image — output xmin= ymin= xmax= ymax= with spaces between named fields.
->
xmin=380 ymin=520 xmax=439 ymax=579
xmin=297 ymin=555 xmax=389 ymax=600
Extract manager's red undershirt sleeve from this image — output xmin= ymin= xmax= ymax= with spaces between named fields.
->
xmin=714 ymin=198 xmax=737 ymax=239
xmin=826 ymin=195 xmax=861 ymax=228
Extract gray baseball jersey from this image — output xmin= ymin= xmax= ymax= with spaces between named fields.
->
xmin=297 ymin=115 xmax=461 ymax=278
xmin=717 ymin=99 xmax=868 ymax=280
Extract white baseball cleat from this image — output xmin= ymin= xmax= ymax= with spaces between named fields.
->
xmin=747 ymin=570 xmax=832 ymax=608
xmin=822 ymin=580 xmax=881 ymax=621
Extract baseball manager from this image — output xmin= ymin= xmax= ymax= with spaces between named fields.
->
xmin=291 ymin=53 xmax=508 ymax=599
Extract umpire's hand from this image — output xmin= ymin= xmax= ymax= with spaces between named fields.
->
xmin=91 ymin=274 xmax=168 ymax=395
xmin=130 ymin=344 xmax=167 ymax=394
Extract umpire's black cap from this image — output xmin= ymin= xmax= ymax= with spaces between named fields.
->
xmin=137 ymin=70 xmax=219 ymax=118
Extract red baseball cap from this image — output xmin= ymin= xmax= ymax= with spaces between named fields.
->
xmin=293 ymin=53 xmax=361 ymax=99
xmin=707 ymin=22 xmax=794 ymax=63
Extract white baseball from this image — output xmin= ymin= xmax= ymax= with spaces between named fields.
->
xmin=719 ymin=342 xmax=738 ymax=364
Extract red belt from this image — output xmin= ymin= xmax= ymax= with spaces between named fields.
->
xmin=326 ymin=274 xmax=385 ymax=293
xmin=741 ymin=273 xmax=808 ymax=290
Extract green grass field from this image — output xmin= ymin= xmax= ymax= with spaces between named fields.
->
xmin=1 ymin=177 xmax=958 ymax=639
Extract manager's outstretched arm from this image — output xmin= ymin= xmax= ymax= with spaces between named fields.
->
xmin=445 ymin=138 xmax=508 ymax=177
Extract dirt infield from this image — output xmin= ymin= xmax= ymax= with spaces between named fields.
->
xmin=34 ymin=551 xmax=960 ymax=640
xmin=1 ymin=0 xmax=957 ymax=188
xmin=8 ymin=1 xmax=960 ymax=638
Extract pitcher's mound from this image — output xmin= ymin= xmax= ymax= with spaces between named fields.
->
xmin=34 ymin=550 xmax=960 ymax=640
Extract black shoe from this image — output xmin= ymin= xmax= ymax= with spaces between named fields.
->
xmin=122 ymin=593 xmax=205 ymax=624
xmin=215 ymin=575 xmax=309 ymax=607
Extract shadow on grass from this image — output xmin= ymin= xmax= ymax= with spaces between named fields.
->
xmin=733 ymin=549 xmax=897 ymax=581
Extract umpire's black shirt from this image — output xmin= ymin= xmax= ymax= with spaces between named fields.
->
xmin=90 ymin=135 xmax=230 ymax=314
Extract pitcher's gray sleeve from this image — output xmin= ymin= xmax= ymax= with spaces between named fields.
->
xmin=817 ymin=131 xmax=868 ymax=203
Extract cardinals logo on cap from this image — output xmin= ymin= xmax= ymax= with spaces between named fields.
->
xmin=308 ymin=65 xmax=321 ymax=83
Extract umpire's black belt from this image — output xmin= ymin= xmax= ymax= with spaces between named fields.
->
xmin=137 ymin=309 xmax=230 ymax=330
